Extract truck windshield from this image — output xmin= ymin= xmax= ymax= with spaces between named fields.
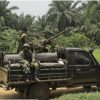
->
xmin=68 ymin=51 xmax=94 ymax=65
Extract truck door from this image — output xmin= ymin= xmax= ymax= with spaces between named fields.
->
xmin=67 ymin=51 xmax=96 ymax=83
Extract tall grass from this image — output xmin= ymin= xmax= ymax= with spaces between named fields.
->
xmin=57 ymin=92 xmax=100 ymax=100
xmin=93 ymin=48 xmax=100 ymax=62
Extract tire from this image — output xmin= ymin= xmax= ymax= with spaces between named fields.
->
xmin=28 ymin=83 xmax=50 ymax=100
xmin=15 ymin=87 xmax=29 ymax=99
xmin=84 ymin=86 xmax=92 ymax=92
xmin=97 ymin=85 xmax=100 ymax=91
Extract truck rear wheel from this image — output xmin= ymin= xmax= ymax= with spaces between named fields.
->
xmin=28 ymin=83 xmax=50 ymax=100
xmin=15 ymin=87 xmax=29 ymax=98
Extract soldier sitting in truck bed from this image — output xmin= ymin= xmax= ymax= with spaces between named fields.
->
xmin=19 ymin=43 xmax=39 ymax=81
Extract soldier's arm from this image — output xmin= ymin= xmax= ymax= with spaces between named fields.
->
xmin=19 ymin=51 xmax=29 ymax=65
xmin=24 ymin=35 xmax=29 ymax=43
xmin=32 ymin=54 xmax=35 ymax=62
xmin=21 ymin=33 xmax=29 ymax=43
xmin=19 ymin=51 xmax=24 ymax=61
xmin=31 ymin=54 xmax=38 ymax=67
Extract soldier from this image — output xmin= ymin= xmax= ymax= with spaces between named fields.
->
xmin=17 ymin=27 xmax=31 ymax=53
xmin=19 ymin=43 xmax=39 ymax=81
xmin=39 ymin=39 xmax=48 ymax=53
xmin=49 ymin=41 xmax=56 ymax=52
xmin=40 ymin=39 xmax=55 ymax=53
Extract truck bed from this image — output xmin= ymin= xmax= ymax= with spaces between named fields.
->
xmin=0 ymin=64 xmax=70 ymax=87
xmin=0 ymin=67 xmax=9 ymax=84
xmin=0 ymin=53 xmax=69 ymax=88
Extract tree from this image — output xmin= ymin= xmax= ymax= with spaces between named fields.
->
xmin=18 ymin=13 xmax=35 ymax=30
xmin=35 ymin=15 xmax=48 ymax=32
xmin=0 ymin=1 xmax=18 ymax=29
xmin=47 ymin=1 xmax=81 ymax=32
xmin=5 ymin=13 xmax=19 ymax=30
xmin=80 ymin=1 xmax=100 ymax=44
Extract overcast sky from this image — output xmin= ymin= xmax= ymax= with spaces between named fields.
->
xmin=8 ymin=0 xmax=52 ymax=17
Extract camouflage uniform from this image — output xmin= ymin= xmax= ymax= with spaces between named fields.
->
xmin=40 ymin=39 xmax=52 ymax=53
xmin=17 ymin=32 xmax=30 ymax=53
xmin=19 ymin=43 xmax=38 ymax=74
xmin=19 ymin=51 xmax=34 ymax=73
xmin=17 ymin=27 xmax=31 ymax=53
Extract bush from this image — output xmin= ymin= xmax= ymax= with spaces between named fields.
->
xmin=0 ymin=29 xmax=19 ymax=52
xmin=55 ymin=33 xmax=96 ymax=48
xmin=57 ymin=92 xmax=100 ymax=100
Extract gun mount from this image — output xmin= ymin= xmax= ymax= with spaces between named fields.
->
xmin=42 ymin=28 xmax=70 ymax=46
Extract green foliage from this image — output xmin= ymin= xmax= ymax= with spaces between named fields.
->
xmin=80 ymin=1 xmax=100 ymax=44
xmin=93 ymin=48 xmax=100 ymax=62
xmin=55 ymin=33 xmax=95 ymax=48
xmin=0 ymin=29 xmax=19 ymax=52
xmin=57 ymin=92 xmax=100 ymax=100
xmin=47 ymin=1 xmax=81 ymax=32
xmin=32 ymin=37 xmax=40 ymax=45
xmin=0 ymin=1 xmax=18 ymax=29
xmin=18 ymin=13 xmax=35 ymax=30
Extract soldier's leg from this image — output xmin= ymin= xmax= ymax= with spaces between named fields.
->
xmin=22 ymin=64 xmax=30 ymax=74
xmin=30 ymin=64 xmax=39 ymax=81
xmin=21 ymin=64 xmax=30 ymax=81
xmin=35 ymin=68 xmax=39 ymax=81
xmin=30 ymin=67 xmax=35 ymax=80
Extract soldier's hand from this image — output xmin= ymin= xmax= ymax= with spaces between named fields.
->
xmin=24 ymin=61 xmax=30 ymax=66
xmin=31 ymin=62 xmax=38 ymax=67
xmin=23 ymin=64 xmax=27 ymax=68
xmin=31 ymin=62 xmax=34 ymax=66
xmin=23 ymin=65 xmax=31 ymax=74
xmin=34 ymin=63 xmax=38 ymax=67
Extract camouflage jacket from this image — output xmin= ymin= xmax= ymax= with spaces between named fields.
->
xmin=19 ymin=50 xmax=36 ymax=66
xmin=17 ymin=33 xmax=30 ymax=53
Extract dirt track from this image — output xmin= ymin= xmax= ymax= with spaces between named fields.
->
xmin=0 ymin=87 xmax=84 ymax=99
xmin=0 ymin=88 xmax=22 ymax=99
xmin=0 ymin=86 xmax=97 ymax=99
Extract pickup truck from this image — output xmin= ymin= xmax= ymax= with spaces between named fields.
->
xmin=0 ymin=48 xmax=100 ymax=100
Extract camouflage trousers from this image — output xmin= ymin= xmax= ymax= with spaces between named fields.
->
xmin=20 ymin=60 xmax=38 ymax=74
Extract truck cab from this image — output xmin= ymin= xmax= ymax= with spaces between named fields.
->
xmin=58 ymin=48 xmax=100 ymax=86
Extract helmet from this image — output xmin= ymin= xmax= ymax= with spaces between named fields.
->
xmin=23 ymin=43 xmax=30 ymax=48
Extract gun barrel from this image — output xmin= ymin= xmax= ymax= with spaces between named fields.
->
xmin=45 ymin=28 xmax=69 ymax=43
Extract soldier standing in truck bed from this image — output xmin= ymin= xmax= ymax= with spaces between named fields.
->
xmin=17 ymin=27 xmax=31 ymax=53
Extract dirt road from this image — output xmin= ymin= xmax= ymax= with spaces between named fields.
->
xmin=0 ymin=86 xmax=97 ymax=99
xmin=0 ymin=88 xmax=22 ymax=99
xmin=0 ymin=87 xmax=84 ymax=99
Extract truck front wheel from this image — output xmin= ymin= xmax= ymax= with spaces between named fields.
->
xmin=84 ymin=86 xmax=92 ymax=92
xmin=28 ymin=83 xmax=50 ymax=100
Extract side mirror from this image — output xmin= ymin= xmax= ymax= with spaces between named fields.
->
xmin=89 ymin=49 xmax=94 ymax=54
